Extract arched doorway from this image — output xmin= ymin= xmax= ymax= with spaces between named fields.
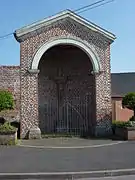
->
xmin=38 ymin=45 xmax=96 ymax=136
xmin=15 ymin=10 xmax=114 ymax=138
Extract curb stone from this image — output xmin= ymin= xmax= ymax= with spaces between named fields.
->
xmin=1 ymin=169 xmax=135 ymax=179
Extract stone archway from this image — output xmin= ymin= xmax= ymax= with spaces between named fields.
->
xmin=30 ymin=37 xmax=102 ymax=136
xmin=14 ymin=10 xmax=115 ymax=138
xmin=31 ymin=38 xmax=101 ymax=73
xmin=38 ymin=44 xmax=96 ymax=136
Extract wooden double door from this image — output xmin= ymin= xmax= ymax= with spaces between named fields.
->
xmin=38 ymin=46 xmax=94 ymax=135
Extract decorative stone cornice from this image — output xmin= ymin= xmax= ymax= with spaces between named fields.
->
xmin=27 ymin=69 xmax=40 ymax=74
xmin=91 ymin=70 xmax=105 ymax=75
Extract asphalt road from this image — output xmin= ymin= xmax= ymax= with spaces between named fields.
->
xmin=0 ymin=141 xmax=135 ymax=173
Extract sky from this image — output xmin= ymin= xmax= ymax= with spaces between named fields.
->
xmin=0 ymin=0 xmax=135 ymax=73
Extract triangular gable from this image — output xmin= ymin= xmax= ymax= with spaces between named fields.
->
xmin=14 ymin=9 xmax=116 ymax=42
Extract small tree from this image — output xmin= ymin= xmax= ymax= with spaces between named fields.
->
xmin=0 ymin=90 xmax=14 ymax=112
xmin=122 ymin=92 xmax=135 ymax=118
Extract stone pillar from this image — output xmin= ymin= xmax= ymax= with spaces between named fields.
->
xmin=94 ymin=73 xmax=112 ymax=137
xmin=94 ymin=45 xmax=112 ymax=137
xmin=20 ymin=69 xmax=40 ymax=139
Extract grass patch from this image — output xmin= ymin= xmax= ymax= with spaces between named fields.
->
xmin=7 ymin=139 xmax=18 ymax=145
xmin=41 ymin=133 xmax=79 ymax=138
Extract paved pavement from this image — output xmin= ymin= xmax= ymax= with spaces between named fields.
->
xmin=19 ymin=137 xmax=121 ymax=148
xmin=0 ymin=139 xmax=135 ymax=179
xmin=21 ymin=176 xmax=135 ymax=180
xmin=77 ymin=175 xmax=135 ymax=180
xmin=1 ymin=175 xmax=135 ymax=180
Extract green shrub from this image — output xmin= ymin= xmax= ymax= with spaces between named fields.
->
xmin=0 ymin=90 xmax=14 ymax=112
xmin=122 ymin=92 xmax=135 ymax=117
xmin=112 ymin=120 xmax=133 ymax=128
xmin=0 ymin=122 xmax=16 ymax=133
xmin=129 ymin=116 xmax=135 ymax=121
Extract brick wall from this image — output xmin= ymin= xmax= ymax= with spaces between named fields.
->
xmin=0 ymin=66 xmax=20 ymax=120
xmin=0 ymin=65 xmax=132 ymax=124
xmin=0 ymin=65 xmax=133 ymax=125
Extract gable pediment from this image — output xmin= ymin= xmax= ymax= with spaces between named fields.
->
xmin=14 ymin=10 xmax=116 ymax=43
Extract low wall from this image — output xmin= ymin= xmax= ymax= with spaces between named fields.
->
xmin=0 ymin=132 xmax=17 ymax=145
xmin=0 ymin=66 xmax=20 ymax=121
xmin=112 ymin=97 xmax=133 ymax=121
